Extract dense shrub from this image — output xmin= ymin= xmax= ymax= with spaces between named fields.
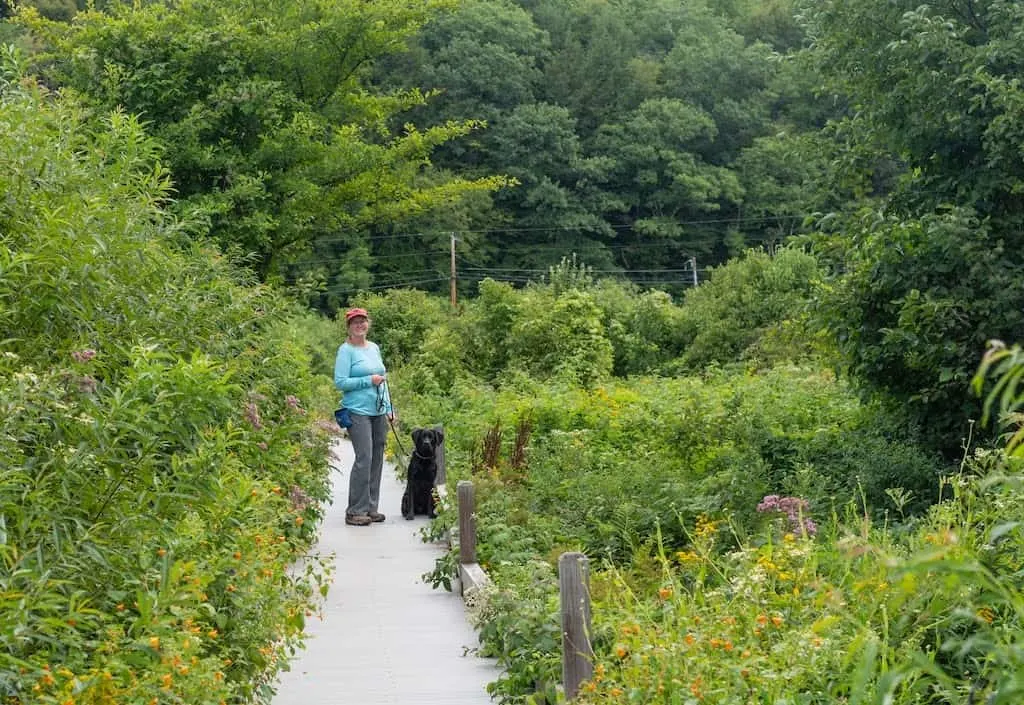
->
xmin=0 ymin=59 xmax=332 ymax=704
xmin=671 ymin=247 xmax=823 ymax=371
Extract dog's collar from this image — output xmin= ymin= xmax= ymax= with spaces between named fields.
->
xmin=413 ymin=449 xmax=434 ymax=460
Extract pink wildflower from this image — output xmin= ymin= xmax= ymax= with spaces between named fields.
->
xmin=757 ymin=494 xmax=817 ymax=536
xmin=244 ymin=402 xmax=263 ymax=429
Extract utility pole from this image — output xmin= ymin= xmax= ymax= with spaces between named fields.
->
xmin=689 ymin=256 xmax=698 ymax=287
xmin=449 ymin=233 xmax=457 ymax=308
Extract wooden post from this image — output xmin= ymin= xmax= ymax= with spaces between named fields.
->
xmin=559 ymin=552 xmax=592 ymax=700
xmin=433 ymin=423 xmax=446 ymax=486
xmin=457 ymin=480 xmax=476 ymax=565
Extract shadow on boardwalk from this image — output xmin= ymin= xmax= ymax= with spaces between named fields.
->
xmin=273 ymin=438 xmax=499 ymax=704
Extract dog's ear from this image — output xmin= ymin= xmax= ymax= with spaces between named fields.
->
xmin=434 ymin=428 xmax=444 ymax=444
xmin=411 ymin=428 xmax=423 ymax=445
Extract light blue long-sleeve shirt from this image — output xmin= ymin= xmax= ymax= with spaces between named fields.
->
xmin=333 ymin=341 xmax=392 ymax=416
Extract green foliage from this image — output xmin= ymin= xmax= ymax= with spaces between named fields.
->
xmin=803 ymin=0 xmax=1024 ymax=456
xmin=20 ymin=0 xmax=509 ymax=290
xmin=369 ymin=0 xmax=831 ymax=288
xmin=670 ymin=247 xmax=823 ymax=370
xmin=803 ymin=0 xmax=1024 ymax=220
xmin=466 ymin=561 xmax=562 ymax=703
xmin=974 ymin=341 xmax=1024 ymax=457
xmin=593 ymin=282 xmax=688 ymax=377
xmin=0 ymin=59 xmax=332 ymax=704
xmin=507 ymin=288 xmax=614 ymax=387
xmin=816 ymin=209 xmax=1024 ymax=455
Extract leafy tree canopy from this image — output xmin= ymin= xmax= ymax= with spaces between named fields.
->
xmin=20 ymin=0 xmax=509 ymax=289
xmin=803 ymin=0 xmax=1024 ymax=453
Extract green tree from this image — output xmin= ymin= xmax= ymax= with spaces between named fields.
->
xmin=803 ymin=0 xmax=1024 ymax=453
xmin=22 ymin=0 xmax=507 ymax=291
xmin=592 ymin=97 xmax=743 ymax=259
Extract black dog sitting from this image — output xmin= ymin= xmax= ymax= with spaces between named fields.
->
xmin=401 ymin=427 xmax=443 ymax=520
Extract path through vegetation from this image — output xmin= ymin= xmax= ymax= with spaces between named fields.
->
xmin=272 ymin=439 xmax=499 ymax=704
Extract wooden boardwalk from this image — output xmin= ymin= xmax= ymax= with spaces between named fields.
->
xmin=272 ymin=438 xmax=500 ymax=704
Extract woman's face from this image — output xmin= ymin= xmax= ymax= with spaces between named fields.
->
xmin=347 ymin=316 xmax=369 ymax=335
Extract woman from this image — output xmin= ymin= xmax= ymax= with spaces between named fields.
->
xmin=334 ymin=307 xmax=393 ymax=526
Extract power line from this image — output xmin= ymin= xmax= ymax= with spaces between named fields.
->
xmin=458 ymin=265 xmax=699 ymax=274
xmin=288 ymin=251 xmax=445 ymax=267
xmin=317 ymin=276 xmax=450 ymax=296
xmin=307 ymin=214 xmax=808 ymax=246
xmin=283 ymin=228 xmax=791 ymax=272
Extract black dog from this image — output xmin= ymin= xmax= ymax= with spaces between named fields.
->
xmin=401 ymin=427 xmax=443 ymax=520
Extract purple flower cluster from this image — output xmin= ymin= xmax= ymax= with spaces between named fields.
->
xmin=289 ymin=485 xmax=312 ymax=512
xmin=757 ymin=495 xmax=818 ymax=536
xmin=314 ymin=418 xmax=343 ymax=435
xmin=71 ymin=349 xmax=96 ymax=363
xmin=285 ymin=394 xmax=306 ymax=414
xmin=244 ymin=402 xmax=263 ymax=429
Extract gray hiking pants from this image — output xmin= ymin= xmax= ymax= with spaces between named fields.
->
xmin=346 ymin=413 xmax=387 ymax=516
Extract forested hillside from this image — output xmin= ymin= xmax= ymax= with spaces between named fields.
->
xmin=3 ymin=0 xmax=1024 ymax=703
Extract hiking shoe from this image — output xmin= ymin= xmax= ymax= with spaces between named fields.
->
xmin=345 ymin=514 xmax=372 ymax=526
xmin=368 ymin=511 xmax=386 ymax=523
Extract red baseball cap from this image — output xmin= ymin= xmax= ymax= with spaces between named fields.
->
xmin=344 ymin=307 xmax=369 ymax=323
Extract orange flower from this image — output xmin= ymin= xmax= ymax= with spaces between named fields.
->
xmin=658 ymin=586 xmax=673 ymax=600
xmin=148 ymin=637 xmax=160 ymax=650
xmin=615 ymin=645 xmax=629 ymax=659
xmin=160 ymin=673 xmax=172 ymax=689
xmin=157 ymin=548 xmax=166 ymax=557
xmin=690 ymin=676 xmax=703 ymax=698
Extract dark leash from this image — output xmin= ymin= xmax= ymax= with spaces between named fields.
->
xmin=378 ymin=380 xmax=408 ymax=458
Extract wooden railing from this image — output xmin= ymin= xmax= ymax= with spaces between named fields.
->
xmin=455 ymin=479 xmax=594 ymax=700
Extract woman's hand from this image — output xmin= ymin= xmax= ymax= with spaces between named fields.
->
xmin=370 ymin=374 xmax=385 ymax=386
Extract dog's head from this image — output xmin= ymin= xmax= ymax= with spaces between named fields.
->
xmin=411 ymin=427 xmax=444 ymax=456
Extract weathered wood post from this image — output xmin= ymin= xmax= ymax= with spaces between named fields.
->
xmin=433 ymin=423 xmax=446 ymax=485
xmin=559 ymin=552 xmax=593 ymax=700
xmin=457 ymin=480 xmax=476 ymax=565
